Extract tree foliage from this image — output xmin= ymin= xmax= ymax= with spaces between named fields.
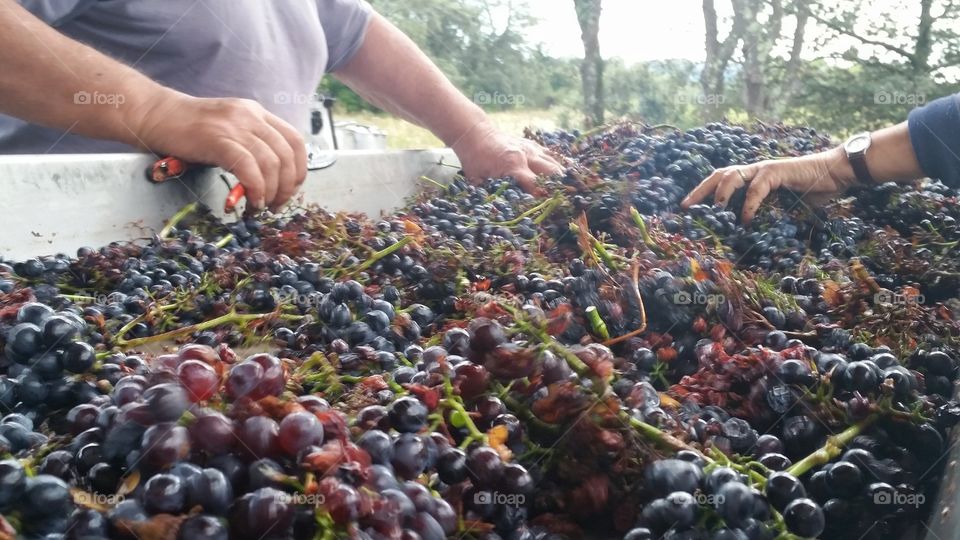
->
xmin=322 ymin=0 xmax=960 ymax=140
xmin=787 ymin=0 xmax=960 ymax=134
xmin=324 ymin=0 xmax=578 ymax=113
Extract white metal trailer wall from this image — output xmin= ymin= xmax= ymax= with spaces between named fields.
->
xmin=0 ymin=149 xmax=457 ymax=260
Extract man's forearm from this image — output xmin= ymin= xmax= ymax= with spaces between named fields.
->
xmin=0 ymin=0 xmax=168 ymax=146
xmin=332 ymin=13 xmax=490 ymax=149
xmin=333 ymin=11 xmax=562 ymax=192
xmin=824 ymin=122 xmax=925 ymax=186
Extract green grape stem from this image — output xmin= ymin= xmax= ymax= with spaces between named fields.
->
xmin=441 ymin=378 xmax=486 ymax=447
xmin=785 ymin=416 xmax=876 ymax=478
xmin=351 ymin=236 xmax=415 ymax=274
xmin=114 ymin=309 xmax=304 ymax=349
xmin=493 ymin=194 xmax=562 ymax=227
xmin=623 ymin=412 xmax=715 ymax=465
xmin=159 ymin=202 xmax=198 ymax=238
xmin=214 ymin=233 xmax=234 ymax=249
xmin=585 ymin=306 xmax=611 ymax=340
xmin=630 ymin=206 xmax=657 ymax=250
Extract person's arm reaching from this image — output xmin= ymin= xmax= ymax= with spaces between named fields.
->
xmin=682 ymin=94 xmax=960 ymax=222
xmin=332 ymin=13 xmax=563 ymax=194
xmin=0 ymin=0 xmax=305 ymax=211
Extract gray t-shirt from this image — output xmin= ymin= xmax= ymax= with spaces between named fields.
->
xmin=0 ymin=0 xmax=372 ymax=153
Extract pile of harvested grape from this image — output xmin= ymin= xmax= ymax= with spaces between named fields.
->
xmin=2 ymin=121 xmax=960 ymax=540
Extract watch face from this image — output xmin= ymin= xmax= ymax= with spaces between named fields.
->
xmin=845 ymin=134 xmax=871 ymax=154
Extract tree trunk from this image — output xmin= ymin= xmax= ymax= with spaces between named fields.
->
xmin=574 ymin=0 xmax=604 ymax=127
xmin=914 ymin=0 xmax=934 ymax=73
xmin=741 ymin=0 xmax=783 ymax=118
xmin=700 ymin=0 xmax=748 ymax=121
xmin=776 ymin=2 xmax=809 ymax=115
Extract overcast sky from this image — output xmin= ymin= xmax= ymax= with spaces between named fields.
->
xmin=519 ymin=0 xmax=927 ymax=65
xmin=525 ymin=0 xmax=709 ymax=62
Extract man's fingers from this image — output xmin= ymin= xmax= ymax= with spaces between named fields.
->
xmin=511 ymin=168 xmax=546 ymax=197
xmin=742 ymin=176 xmax=772 ymax=224
xmin=266 ymin=115 xmax=308 ymax=185
xmin=542 ymin=152 xmax=564 ymax=169
xmin=712 ymin=173 xmax=743 ymax=208
xmin=681 ymin=170 xmax=724 ymax=208
xmin=223 ymin=144 xmax=266 ymax=209
xmin=256 ymin=125 xmax=298 ymax=212
xmin=527 ymin=154 xmax=563 ymax=177
xmin=523 ymin=141 xmax=564 ymax=169
xmin=246 ymin=138 xmax=282 ymax=208
xmin=463 ymin=174 xmax=484 ymax=187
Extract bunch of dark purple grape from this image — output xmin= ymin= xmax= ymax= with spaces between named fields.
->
xmin=1 ymin=120 xmax=959 ymax=540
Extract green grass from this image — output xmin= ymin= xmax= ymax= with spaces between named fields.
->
xmin=336 ymin=108 xmax=573 ymax=149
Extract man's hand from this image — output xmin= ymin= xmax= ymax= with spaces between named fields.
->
xmin=0 ymin=0 xmax=306 ymax=212
xmin=129 ymin=92 xmax=306 ymax=212
xmin=452 ymin=121 xmax=563 ymax=195
xmin=681 ymin=124 xmax=928 ymax=223
xmin=333 ymin=14 xmax=563 ymax=196
xmin=681 ymin=147 xmax=853 ymax=223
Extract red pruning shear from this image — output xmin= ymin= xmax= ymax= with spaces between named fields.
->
xmin=146 ymin=144 xmax=337 ymax=213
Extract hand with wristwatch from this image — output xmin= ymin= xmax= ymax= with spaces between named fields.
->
xmin=680 ymin=92 xmax=960 ymax=224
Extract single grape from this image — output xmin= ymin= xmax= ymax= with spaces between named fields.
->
xmin=239 ymin=416 xmax=281 ymax=458
xmin=178 ymin=360 xmax=220 ymax=402
xmin=230 ymin=488 xmax=294 ymax=539
xmin=782 ymin=498 xmax=825 ymax=538
xmin=178 ymin=514 xmax=228 ymax=540
xmin=436 ymin=447 xmax=468 ymax=485
xmin=825 ymin=460 xmax=863 ymax=498
xmin=187 ymin=468 xmax=233 ymax=515
xmin=643 ymin=459 xmax=702 ymax=497
xmin=68 ymin=508 xmax=109 ymax=539
xmin=466 ymin=447 xmax=504 ymax=488
xmin=0 ymin=459 xmax=27 ymax=508
xmin=391 ymin=433 xmax=428 ymax=480
xmin=21 ymin=474 xmax=73 ymax=519
xmin=278 ymin=412 xmax=324 ymax=456
xmin=765 ymin=471 xmax=806 ymax=511
xmin=188 ymin=410 xmax=236 ymax=454
xmin=358 ymin=429 xmax=393 ymax=465
xmin=141 ymin=423 xmax=191 ymax=469
xmin=388 ymin=396 xmax=429 ymax=433
xmin=142 ymin=383 xmax=189 ymax=423
xmin=141 ymin=473 xmax=186 ymax=514
xmin=717 ymin=481 xmax=755 ymax=528
xmin=63 ymin=341 xmax=96 ymax=373
xmin=225 ymin=362 xmax=265 ymax=400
